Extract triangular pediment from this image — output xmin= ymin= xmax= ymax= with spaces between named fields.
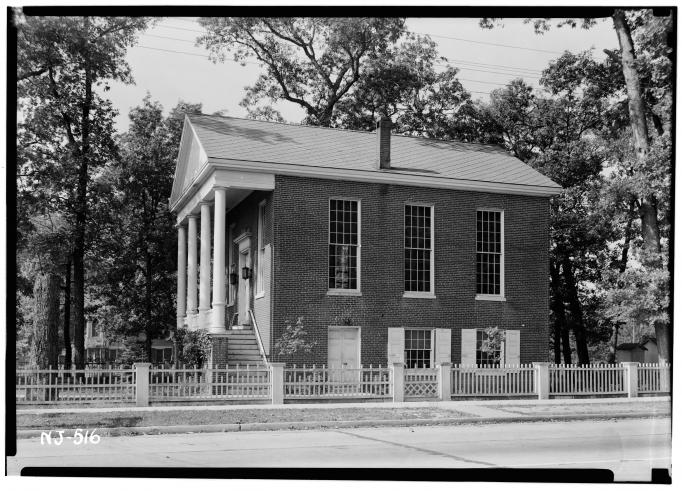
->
xmin=170 ymin=116 xmax=209 ymax=207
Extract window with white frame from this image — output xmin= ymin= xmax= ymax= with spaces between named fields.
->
xmin=404 ymin=204 xmax=434 ymax=293
xmin=476 ymin=210 xmax=503 ymax=296
xmin=404 ymin=329 xmax=433 ymax=368
xmin=475 ymin=329 xmax=503 ymax=367
xmin=329 ymin=199 xmax=360 ymax=290
xmin=256 ymin=201 xmax=265 ymax=295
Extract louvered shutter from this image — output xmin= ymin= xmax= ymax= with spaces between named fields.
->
xmin=460 ymin=329 xmax=476 ymax=366
xmin=387 ymin=328 xmax=405 ymax=364
xmin=504 ymin=330 xmax=521 ymax=366
xmin=435 ymin=329 xmax=451 ymax=364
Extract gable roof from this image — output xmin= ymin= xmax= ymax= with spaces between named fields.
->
xmin=171 ymin=114 xmax=561 ymax=209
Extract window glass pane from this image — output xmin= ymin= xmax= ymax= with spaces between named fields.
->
xmin=404 ymin=205 xmax=433 ymax=292
xmin=476 ymin=211 xmax=502 ymax=295
xmin=404 ymin=329 xmax=432 ymax=368
xmin=329 ymin=200 xmax=359 ymax=289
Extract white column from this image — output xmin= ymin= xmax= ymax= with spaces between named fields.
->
xmin=176 ymin=224 xmax=187 ymax=329
xmin=199 ymin=201 xmax=212 ymax=322
xmin=187 ymin=214 xmax=199 ymax=316
xmin=211 ymin=187 xmax=227 ymax=332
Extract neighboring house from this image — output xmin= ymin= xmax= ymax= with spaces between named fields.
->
xmin=170 ymin=114 xmax=562 ymax=368
xmin=58 ymin=319 xmax=175 ymax=366
xmin=617 ymin=337 xmax=658 ymax=364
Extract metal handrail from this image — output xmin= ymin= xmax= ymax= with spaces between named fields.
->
xmin=248 ymin=309 xmax=269 ymax=366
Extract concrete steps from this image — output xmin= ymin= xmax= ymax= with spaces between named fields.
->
xmin=225 ymin=327 xmax=266 ymax=365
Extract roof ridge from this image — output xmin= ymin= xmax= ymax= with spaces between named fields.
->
xmin=189 ymin=113 xmax=508 ymax=151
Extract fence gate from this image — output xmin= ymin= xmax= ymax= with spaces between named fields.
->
xmin=404 ymin=367 xmax=439 ymax=399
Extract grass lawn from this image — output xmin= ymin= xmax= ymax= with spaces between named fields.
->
xmin=17 ymin=407 xmax=475 ymax=430
xmin=489 ymin=400 xmax=671 ymax=416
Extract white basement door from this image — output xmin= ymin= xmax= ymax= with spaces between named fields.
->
xmin=328 ymin=327 xmax=360 ymax=369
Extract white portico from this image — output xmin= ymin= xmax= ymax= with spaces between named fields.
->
xmin=170 ymin=115 xmax=274 ymax=334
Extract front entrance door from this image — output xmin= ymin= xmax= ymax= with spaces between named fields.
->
xmin=328 ymin=327 xmax=360 ymax=369
xmin=237 ymin=248 xmax=251 ymax=326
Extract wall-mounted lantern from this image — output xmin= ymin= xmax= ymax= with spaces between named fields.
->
xmin=229 ymin=263 xmax=238 ymax=285
xmin=241 ymin=266 xmax=252 ymax=280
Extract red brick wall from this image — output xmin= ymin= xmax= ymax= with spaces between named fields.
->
xmin=269 ymin=175 xmax=550 ymax=367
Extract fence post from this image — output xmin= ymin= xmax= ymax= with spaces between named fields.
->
xmin=621 ymin=362 xmax=639 ymax=398
xmin=437 ymin=362 xmax=452 ymax=401
xmin=392 ymin=363 xmax=404 ymax=402
xmin=270 ymin=363 xmax=285 ymax=404
xmin=661 ymin=363 xmax=671 ymax=393
xmin=134 ymin=362 xmax=151 ymax=407
xmin=534 ymin=362 xmax=550 ymax=400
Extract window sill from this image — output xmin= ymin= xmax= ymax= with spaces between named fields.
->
xmin=255 ymin=292 xmax=265 ymax=300
xmin=403 ymin=292 xmax=436 ymax=299
xmin=475 ymin=294 xmax=506 ymax=302
xmin=327 ymin=289 xmax=362 ymax=297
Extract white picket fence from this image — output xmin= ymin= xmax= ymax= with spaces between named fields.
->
xmin=451 ymin=364 xmax=536 ymax=397
xmin=149 ymin=365 xmax=270 ymax=402
xmin=15 ymin=362 xmax=671 ymax=406
xmin=16 ymin=367 xmax=136 ymax=404
xmin=284 ymin=365 xmax=391 ymax=399
xmin=549 ymin=364 xmax=626 ymax=396
xmin=637 ymin=363 xmax=672 ymax=393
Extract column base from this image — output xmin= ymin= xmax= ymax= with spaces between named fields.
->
xmin=210 ymin=303 xmax=227 ymax=331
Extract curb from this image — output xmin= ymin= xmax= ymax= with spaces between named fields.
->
xmin=16 ymin=411 xmax=669 ymax=439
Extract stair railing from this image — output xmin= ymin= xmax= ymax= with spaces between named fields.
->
xmin=248 ymin=309 xmax=269 ymax=366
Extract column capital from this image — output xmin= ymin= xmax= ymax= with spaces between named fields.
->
xmin=188 ymin=213 xmax=199 ymax=220
xmin=199 ymin=200 xmax=212 ymax=207
xmin=214 ymin=186 xmax=228 ymax=192
xmin=175 ymin=223 xmax=186 ymax=230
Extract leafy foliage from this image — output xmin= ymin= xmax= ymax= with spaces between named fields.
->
xmin=175 ymin=328 xmax=212 ymax=367
xmin=275 ymin=317 xmax=316 ymax=356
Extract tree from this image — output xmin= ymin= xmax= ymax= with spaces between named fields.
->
xmin=332 ymin=33 xmax=501 ymax=143
xmin=19 ymin=214 xmax=72 ymax=368
xmin=16 ymin=13 xmax=151 ymax=368
xmin=481 ymin=10 xmax=672 ymax=364
xmin=487 ymin=51 xmax=622 ymax=365
xmin=90 ymin=96 xmax=187 ymax=361
xmin=197 ymin=17 xmax=407 ymax=126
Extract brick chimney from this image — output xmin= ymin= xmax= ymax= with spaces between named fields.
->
xmin=376 ymin=116 xmax=391 ymax=169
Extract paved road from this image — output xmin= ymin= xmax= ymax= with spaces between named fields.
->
xmin=8 ymin=418 xmax=671 ymax=482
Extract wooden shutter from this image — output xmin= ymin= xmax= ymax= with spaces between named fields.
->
xmin=387 ymin=328 xmax=405 ymax=364
xmin=460 ymin=329 xmax=476 ymax=366
xmin=504 ymin=330 xmax=521 ymax=366
xmin=435 ymin=329 xmax=451 ymax=364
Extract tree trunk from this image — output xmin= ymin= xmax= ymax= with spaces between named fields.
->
xmin=73 ymin=18 xmax=93 ymax=370
xmin=613 ymin=9 xmax=669 ymax=363
xmin=63 ymin=260 xmax=72 ymax=369
xmin=31 ymin=271 xmax=60 ymax=369
xmin=145 ymin=249 xmax=153 ymax=362
xmin=549 ymin=259 xmax=566 ymax=365
xmin=607 ymin=323 xmax=620 ymax=364
xmin=561 ymin=322 xmax=572 ymax=365
xmin=561 ymin=257 xmax=590 ymax=365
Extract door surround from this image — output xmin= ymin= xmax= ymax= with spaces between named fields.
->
xmin=234 ymin=232 xmax=252 ymax=327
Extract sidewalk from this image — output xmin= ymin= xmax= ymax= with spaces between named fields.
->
xmin=15 ymin=396 xmax=670 ymax=439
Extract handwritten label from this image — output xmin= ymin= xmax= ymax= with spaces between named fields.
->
xmin=41 ymin=429 xmax=101 ymax=445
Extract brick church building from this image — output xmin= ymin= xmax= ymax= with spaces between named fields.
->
xmin=170 ymin=114 xmax=561 ymax=368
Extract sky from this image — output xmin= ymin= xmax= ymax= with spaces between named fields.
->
xmin=107 ymin=16 xmax=619 ymax=133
